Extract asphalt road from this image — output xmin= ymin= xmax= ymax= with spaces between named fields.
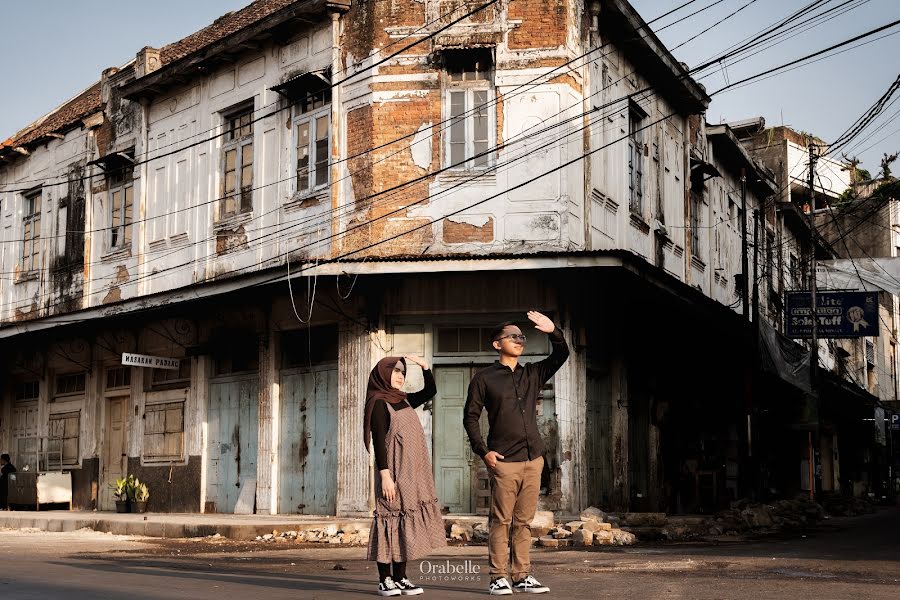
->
xmin=1 ymin=508 xmax=898 ymax=599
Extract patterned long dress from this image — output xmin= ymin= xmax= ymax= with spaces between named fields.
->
xmin=367 ymin=400 xmax=447 ymax=562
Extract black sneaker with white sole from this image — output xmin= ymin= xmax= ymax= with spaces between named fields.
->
xmin=378 ymin=576 xmax=402 ymax=596
xmin=395 ymin=578 xmax=424 ymax=595
xmin=489 ymin=577 xmax=514 ymax=595
xmin=512 ymin=575 xmax=549 ymax=593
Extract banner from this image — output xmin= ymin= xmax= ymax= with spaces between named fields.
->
xmin=785 ymin=291 xmax=879 ymax=339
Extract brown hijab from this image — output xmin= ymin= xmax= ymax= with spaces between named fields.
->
xmin=363 ymin=356 xmax=407 ymax=452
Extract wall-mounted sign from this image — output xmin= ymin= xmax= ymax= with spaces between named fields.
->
xmin=785 ymin=291 xmax=879 ymax=339
xmin=122 ymin=353 xmax=181 ymax=370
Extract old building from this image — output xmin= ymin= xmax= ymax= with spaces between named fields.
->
xmin=1 ymin=0 xmax=889 ymax=517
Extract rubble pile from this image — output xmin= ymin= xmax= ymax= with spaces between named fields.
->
xmin=254 ymin=523 xmax=370 ymax=545
xmin=537 ymin=507 xmax=636 ymax=548
xmin=818 ymin=493 xmax=877 ymax=517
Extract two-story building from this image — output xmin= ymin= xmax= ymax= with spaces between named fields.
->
xmin=2 ymin=0 xmax=865 ymax=517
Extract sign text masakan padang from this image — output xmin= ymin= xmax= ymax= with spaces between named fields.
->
xmin=785 ymin=291 xmax=879 ymax=339
xmin=121 ymin=353 xmax=181 ymax=370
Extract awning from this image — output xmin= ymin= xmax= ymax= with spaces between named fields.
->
xmin=270 ymin=70 xmax=331 ymax=100
xmin=88 ymin=150 xmax=134 ymax=171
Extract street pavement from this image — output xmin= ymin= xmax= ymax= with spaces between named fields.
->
xmin=1 ymin=507 xmax=898 ymax=599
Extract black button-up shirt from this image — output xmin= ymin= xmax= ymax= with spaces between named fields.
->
xmin=463 ymin=327 xmax=569 ymax=462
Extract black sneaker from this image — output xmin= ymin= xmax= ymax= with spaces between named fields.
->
xmin=489 ymin=577 xmax=513 ymax=595
xmin=512 ymin=575 xmax=549 ymax=594
xmin=396 ymin=578 xmax=424 ymax=596
xmin=378 ymin=576 xmax=402 ymax=596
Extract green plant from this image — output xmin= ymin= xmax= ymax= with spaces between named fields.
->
xmin=124 ymin=474 xmax=139 ymax=502
xmin=110 ymin=477 xmax=128 ymax=502
xmin=134 ymin=482 xmax=150 ymax=503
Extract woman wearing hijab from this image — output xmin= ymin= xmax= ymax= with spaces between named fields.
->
xmin=364 ymin=355 xmax=446 ymax=596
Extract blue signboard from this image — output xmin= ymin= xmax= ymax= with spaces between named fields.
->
xmin=785 ymin=291 xmax=880 ymax=339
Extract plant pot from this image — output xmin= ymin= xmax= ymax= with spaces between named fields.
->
xmin=132 ymin=501 xmax=148 ymax=514
xmin=115 ymin=500 xmax=130 ymax=513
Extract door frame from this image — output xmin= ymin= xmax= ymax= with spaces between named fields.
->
xmin=432 ymin=363 xmax=492 ymax=515
xmin=99 ymin=365 xmax=133 ymax=512
xmin=277 ymin=364 xmax=338 ymax=515
xmin=206 ymin=372 xmax=259 ymax=514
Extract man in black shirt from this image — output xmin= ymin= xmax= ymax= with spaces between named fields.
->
xmin=464 ymin=311 xmax=569 ymax=595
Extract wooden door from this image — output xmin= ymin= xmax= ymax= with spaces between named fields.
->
xmin=101 ymin=397 xmax=129 ymax=510
xmin=586 ymin=368 xmax=612 ymax=508
xmin=12 ymin=403 xmax=39 ymax=470
xmin=279 ymin=368 xmax=338 ymax=514
xmin=433 ymin=367 xmax=489 ymax=514
xmin=206 ymin=376 xmax=258 ymax=513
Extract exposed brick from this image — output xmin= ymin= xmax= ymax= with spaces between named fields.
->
xmin=443 ymin=217 xmax=494 ymax=244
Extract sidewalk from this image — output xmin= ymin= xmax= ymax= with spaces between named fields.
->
xmin=0 ymin=510 xmax=371 ymax=540
xmin=0 ymin=510 xmax=489 ymax=541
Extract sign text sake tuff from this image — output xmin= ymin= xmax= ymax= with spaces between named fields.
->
xmin=121 ymin=353 xmax=181 ymax=370
xmin=785 ymin=291 xmax=880 ymax=339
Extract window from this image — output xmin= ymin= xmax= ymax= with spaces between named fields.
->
xmin=107 ymin=164 xmax=134 ymax=250
xmin=789 ymin=253 xmax=800 ymax=288
xmin=444 ymin=49 xmax=494 ymax=169
xmin=282 ymin=325 xmax=339 ymax=367
xmin=106 ymin=366 xmax=132 ymax=390
xmin=628 ymin=106 xmax=645 ymax=214
xmin=690 ymin=191 xmax=702 ymax=252
xmin=148 ymin=360 xmax=191 ymax=390
xmin=434 ymin=325 xmax=550 ymax=355
xmin=54 ymin=372 xmax=86 ymax=398
xmin=22 ymin=189 xmax=41 ymax=272
xmin=143 ymin=401 xmax=185 ymax=462
xmin=214 ymin=343 xmax=259 ymax=376
xmin=765 ymin=230 xmax=775 ymax=294
xmin=48 ymin=411 xmax=80 ymax=467
xmin=221 ymin=105 xmax=254 ymax=217
xmin=15 ymin=380 xmax=40 ymax=402
xmin=294 ymin=89 xmax=331 ymax=195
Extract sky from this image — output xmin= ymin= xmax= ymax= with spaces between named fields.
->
xmin=1 ymin=0 xmax=898 ymax=173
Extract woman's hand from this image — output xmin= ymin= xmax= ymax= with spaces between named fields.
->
xmin=404 ymin=355 xmax=430 ymax=370
xmin=381 ymin=469 xmax=398 ymax=504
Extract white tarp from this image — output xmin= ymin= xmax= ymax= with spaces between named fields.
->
xmin=817 ymin=258 xmax=900 ymax=295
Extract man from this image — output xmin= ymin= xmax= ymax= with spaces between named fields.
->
xmin=464 ymin=311 xmax=569 ymax=595
xmin=0 ymin=454 xmax=17 ymax=510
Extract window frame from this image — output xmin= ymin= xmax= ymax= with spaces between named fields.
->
xmin=47 ymin=410 xmax=81 ymax=468
xmin=628 ymin=105 xmax=646 ymax=215
xmin=142 ymin=399 xmax=186 ymax=463
xmin=220 ymin=104 xmax=255 ymax=219
xmin=292 ymin=90 xmax=332 ymax=197
xmin=53 ymin=372 xmax=87 ymax=400
xmin=145 ymin=359 xmax=192 ymax=392
xmin=22 ymin=188 xmax=42 ymax=273
xmin=443 ymin=50 xmax=495 ymax=171
xmin=106 ymin=164 xmax=135 ymax=251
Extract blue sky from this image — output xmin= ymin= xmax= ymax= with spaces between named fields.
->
xmin=631 ymin=0 xmax=900 ymax=173
xmin=1 ymin=0 xmax=898 ymax=173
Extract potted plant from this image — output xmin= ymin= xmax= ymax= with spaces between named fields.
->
xmin=111 ymin=477 xmax=130 ymax=513
xmin=131 ymin=479 xmax=149 ymax=514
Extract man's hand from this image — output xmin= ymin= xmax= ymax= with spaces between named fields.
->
xmin=527 ymin=310 xmax=555 ymax=334
xmin=404 ymin=355 xmax=430 ymax=370
xmin=484 ymin=450 xmax=505 ymax=470
xmin=380 ymin=469 xmax=398 ymax=504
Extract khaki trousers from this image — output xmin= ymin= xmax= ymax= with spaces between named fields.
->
xmin=488 ymin=455 xmax=543 ymax=581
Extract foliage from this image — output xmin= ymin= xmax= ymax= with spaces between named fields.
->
xmin=134 ymin=481 xmax=150 ymax=503
xmin=109 ymin=477 xmax=128 ymax=502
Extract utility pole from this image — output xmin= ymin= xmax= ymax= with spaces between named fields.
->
xmin=808 ymin=144 xmax=818 ymax=386
xmin=741 ymin=169 xmax=750 ymax=321
xmin=808 ymin=143 xmax=818 ymax=501
xmin=753 ymin=209 xmax=760 ymax=326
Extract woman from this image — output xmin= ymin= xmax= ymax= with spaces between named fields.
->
xmin=364 ymin=355 xmax=446 ymax=596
